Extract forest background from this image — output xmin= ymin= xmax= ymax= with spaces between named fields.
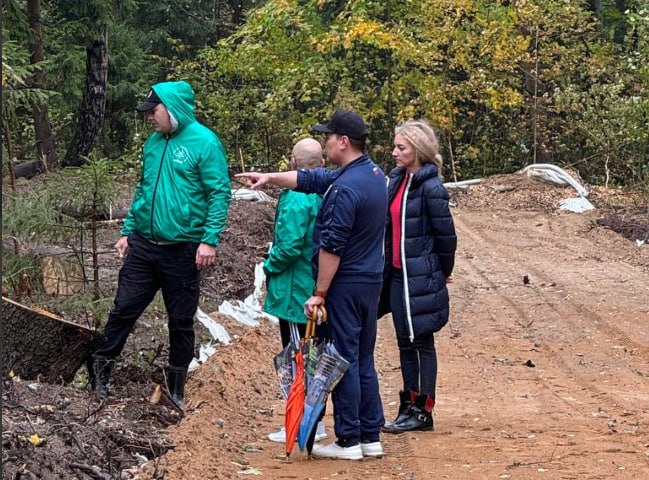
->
xmin=2 ymin=0 xmax=649 ymax=318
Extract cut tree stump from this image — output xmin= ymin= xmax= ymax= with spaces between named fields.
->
xmin=2 ymin=296 xmax=102 ymax=383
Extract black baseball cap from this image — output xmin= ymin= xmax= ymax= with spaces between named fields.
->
xmin=312 ymin=109 xmax=368 ymax=140
xmin=136 ymin=89 xmax=162 ymax=112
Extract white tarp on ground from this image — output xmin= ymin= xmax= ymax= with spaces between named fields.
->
xmin=190 ymin=263 xmax=277 ymax=370
xmin=232 ymin=188 xmax=274 ymax=202
xmin=217 ymin=262 xmax=278 ymax=326
xmin=444 ymin=163 xmax=595 ymax=213
xmin=443 ymin=179 xmax=483 ymax=189
xmin=195 ymin=308 xmax=231 ymax=344
xmin=520 ymin=163 xmax=595 ymax=213
xmin=189 ymin=309 xmax=230 ymax=371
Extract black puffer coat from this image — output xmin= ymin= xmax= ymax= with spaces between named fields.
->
xmin=380 ymin=163 xmax=457 ymax=340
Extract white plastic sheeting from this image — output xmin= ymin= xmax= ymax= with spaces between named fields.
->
xmin=188 ymin=308 xmax=231 ymax=371
xmin=217 ymin=262 xmax=278 ymax=326
xmin=444 ymin=164 xmax=595 ymax=213
xmin=232 ymin=188 xmax=274 ymax=203
xmin=190 ymin=263 xmax=278 ymax=370
xmin=520 ymin=164 xmax=590 ymax=197
xmin=443 ymin=179 xmax=483 ymax=189
xmin=195 ymin=307 xmax=231 ymax=344
xmin=520 ymin=164 xmax=595 ymax=213
xmin=188 ymin=343 xmax=217 ymax=372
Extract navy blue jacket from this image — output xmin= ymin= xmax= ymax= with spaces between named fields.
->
xmin=296 ymin=154 xmax=387 ymax=284
xmin=382 ymin=163 xmax=457 ymax=339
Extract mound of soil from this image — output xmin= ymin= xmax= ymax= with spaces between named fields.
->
xmin=450 ymin=171 xmax=649 ymax=247
xmin=450 ymin=172 xmax=579 ymax=212
xmin=200 ymin=197 xmax=276 ymax=307
xmin=140 ymin=319 xmax=283 ymax=480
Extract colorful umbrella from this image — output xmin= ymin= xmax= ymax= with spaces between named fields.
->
xmin=273 ymin=341 xmax=297 ymax=400
xmin=284 ymin=347 xmax=305 ymax=457
xmin=298 ymin=341 xmax=349 ymax=454
xmin=280 ymin=306 xmax=329 ymax=458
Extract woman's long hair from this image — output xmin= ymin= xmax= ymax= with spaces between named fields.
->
xmin=395 ymin=120 xmax=442 ymax=171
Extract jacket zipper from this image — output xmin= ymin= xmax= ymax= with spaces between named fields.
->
xmin=150 ymin=138 xmax=170 ymax=241
xmin=399 ymin=174 xmax=415 ymax=342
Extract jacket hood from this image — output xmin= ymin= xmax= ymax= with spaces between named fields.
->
xmin=151 ymin=81 xmax=196 ymax=130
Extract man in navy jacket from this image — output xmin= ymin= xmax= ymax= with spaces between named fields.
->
xmin=237 ymin=110 xmax=388 ymax=460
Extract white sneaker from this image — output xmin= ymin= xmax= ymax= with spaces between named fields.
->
xmin=361 ymin=441 xmax=384 ymax=458
xmin=267 ymin=422 xmax=328 ymax=443
xmin=312 ymin=441 xmax=363 ymax=460
xmin=314 ymin=421 xmax=328 ymax=441
xmin=267 ymin=426 xmax=286 ymax=443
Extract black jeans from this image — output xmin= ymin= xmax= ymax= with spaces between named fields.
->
xmin=390 ymin=269 xmax=437 ymax=396
xmin=95 ymin=234 xmax=200 ymax=368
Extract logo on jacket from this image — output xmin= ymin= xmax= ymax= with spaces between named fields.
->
xmin=172 ymin=146 xmax=191 ymax=165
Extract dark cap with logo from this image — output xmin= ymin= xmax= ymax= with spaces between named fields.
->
xmin=312 ymin=109 xmax=368 ymax=140
xmin=136 ymin=89 xmax=162 ymax=112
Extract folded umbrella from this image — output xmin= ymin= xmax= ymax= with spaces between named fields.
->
xmin=284 ymin=347 xmax=305 ymax=458
xmin=298 ymin=341 xmax=349 ymax=454
xmin=295 ymin=305 xmax=327 ymax=451
xmin=273 ymin=342 xmax=296 ymax=400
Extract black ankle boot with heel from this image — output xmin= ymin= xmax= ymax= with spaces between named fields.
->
xmin=383 ymin=390 xmax=416 ymax=432
xmin=384 ymin=393 xmax=434 ymax=433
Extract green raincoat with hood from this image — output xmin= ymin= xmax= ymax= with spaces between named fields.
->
xmin=263 ymin=190 xmax=321 ymax=324
xmin=121 ymin=81 xmax=231 ymax=246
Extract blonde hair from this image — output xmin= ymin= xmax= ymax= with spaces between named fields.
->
xmin=395 ymin=120 xmax=443 ymax=170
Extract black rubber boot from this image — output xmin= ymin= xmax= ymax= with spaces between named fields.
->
xmin=166 ymin=366 xmax=188 ymax=407
xmin=386 ymin=393 xmax=434 ymax=433
xmin=382 ymin=390 xmax=415 ymax=433
xmin=87 ymin=355 xmax=112 ymax=396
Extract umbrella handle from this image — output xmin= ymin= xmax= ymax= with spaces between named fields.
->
xmin=306 ymin=305 xmax=327 ymax=338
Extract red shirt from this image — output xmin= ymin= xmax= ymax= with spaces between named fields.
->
xmin=389 ymin=175 xmax=408 ymax=268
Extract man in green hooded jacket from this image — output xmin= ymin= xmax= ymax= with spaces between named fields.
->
xmin=263 ymin=138 xmax=323 ymax=346
xmin=265 ymin=138 xmax=328 ymax=443
xmin=88 ymin=81 xmax=231 ymax=406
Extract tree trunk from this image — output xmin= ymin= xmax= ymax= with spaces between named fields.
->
xmin=1 ymin=296 xmax=102 ymax=383
xmin=3 ymin=123 xmax=18 ymax=191
xmin=62 ymin=24 xmax=108 ymax=167
xmin=231 ymin=1 xmax=243 ymax=26
xmin=27 ymin=0 xmax=58 ymax=170
xmin=613 ymin=0 xmax=628 ymax=45
xmin=589 ymin=0 xmax=604 ymax=39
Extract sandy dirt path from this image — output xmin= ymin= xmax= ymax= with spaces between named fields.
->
xmin=147 ymin=208 xmax=649 ymax=479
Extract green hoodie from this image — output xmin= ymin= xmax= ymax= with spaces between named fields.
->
xmin=121 ymin=81 xmax=231 ymax=245
xmin=263 ymin=189 xmax=321 ymax=324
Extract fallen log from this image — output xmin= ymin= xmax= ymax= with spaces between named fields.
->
xmin=1 ymin=296 xmax=102 ymax=383
xmin=11 ymin=159 xmax=47 ymax=179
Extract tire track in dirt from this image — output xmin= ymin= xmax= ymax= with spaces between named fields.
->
xmin=462 ymin=214 xmax=649 ymax=361
xmin=456 ymin=254 xmax=595 ymax=414
xmin=454 ymin=213 xmax=649 ymax=413
xmin=456 ymin=213 xmax=649 ymax=362
xmin=428 ymin=212 xmax=649 ymax=478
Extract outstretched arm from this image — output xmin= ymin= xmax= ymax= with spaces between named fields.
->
xmin=236 ymin=171 xmax=298 ymax=190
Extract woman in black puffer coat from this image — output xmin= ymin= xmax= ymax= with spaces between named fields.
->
xmin=380 ymin=120 xmax=457 ymax=433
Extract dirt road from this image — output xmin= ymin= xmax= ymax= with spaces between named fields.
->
xmin=149 ymin=205 xmax=649 ymax=479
